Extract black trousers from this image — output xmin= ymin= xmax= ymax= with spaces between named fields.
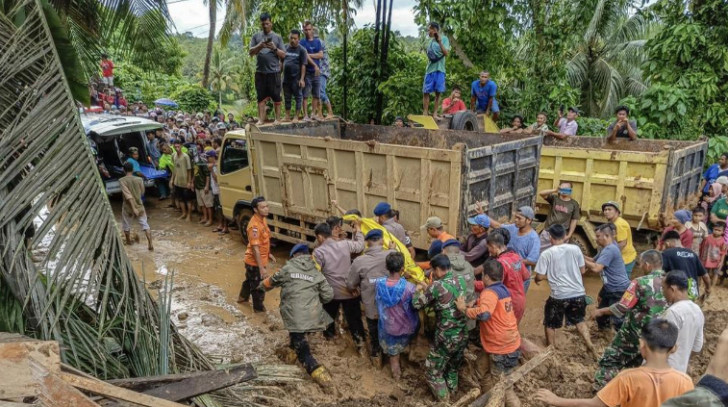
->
xmin=323 ymin=298 xmax=365 ymax=345
xmin=597 ymin=287 xmax=625 ymax=331
xmin=239 ymin=264 xmax=265 ymax=311
xmin=289 ymin=332 xmax=319 ymax=374
xmin=366 ymin=317 xmax=382 ymax=357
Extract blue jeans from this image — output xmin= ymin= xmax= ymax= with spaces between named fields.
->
xmin=319 ymin=75 xmax=330 ymax=103
xmin=156 ymin=178 xmax=169 ymax=198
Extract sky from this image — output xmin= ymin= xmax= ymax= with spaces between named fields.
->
xmin=168 ymin=0 xmax=420 ymax=39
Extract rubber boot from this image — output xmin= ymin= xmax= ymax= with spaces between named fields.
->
xmin=311 ymin=366 xmax=333 ymax=388
xmin=145 ymin=230 xmax=154 ymax=251
xmin=275 ymin=347 xmax=298 ymax=365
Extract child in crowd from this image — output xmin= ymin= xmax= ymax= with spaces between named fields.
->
xmin=535 ymin=319 xmax=694 ymax=407
xmin=375 ymin=252 xmax=419 ymax=381
xmin=686 ymin=207 xmax=709 ymax=254
xmin=701 ymin=221 xmax=727 ymax=287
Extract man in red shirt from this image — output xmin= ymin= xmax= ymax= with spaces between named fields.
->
xmin=100 ymin=53 xmax=114 ymax=87
xmin=486 ymin=230 xmax=529 ymax=323
xmin=441 ymin=86 xmax=466 ymax=114
xmin=238 ymin=196 xmax=276 ymax=312
xmin=457 ymin=259 xmax=522 ymax=407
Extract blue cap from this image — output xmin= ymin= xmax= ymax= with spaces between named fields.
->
xmin=442 ymin=239 xmax=460 ymax=249
xmin=373 ymin=202 xmax=391 ymax=216
xmin=428 ymin=240 xmax=443 ymax=259
xmin=290 ymin=243 xmax=309 ymax=258
xmin=365 ymin=229 xmax=383 ymax=240
xmin=467 ymin=214 xmax=491 ymax=228
xmin=674 ymin=210 xmax=691 ymax=225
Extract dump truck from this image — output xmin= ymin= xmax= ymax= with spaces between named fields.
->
xmin=217 ymin=120 xmax=543 ymax=249
xmin=537 ymin=136 xmax=708 ymax=253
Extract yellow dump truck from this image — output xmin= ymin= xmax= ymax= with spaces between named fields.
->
xmin=537 ymin=136 xmax=708 ymax=253
xmin=217 ymin=120 xmax=543 ymax=249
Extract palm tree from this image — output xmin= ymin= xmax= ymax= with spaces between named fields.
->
xmin=209 ymin=48 xmax=239 ymax=105
xmin=201 ymin=0 xmax=222 ymax=88
xmin=566 ymin=0 xmax=653 ymax=118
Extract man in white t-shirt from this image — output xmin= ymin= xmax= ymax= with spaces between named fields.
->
xmin=535 ymin=224 xmax=598 ymax=357
xmin=661 ymin=270 xmax=704 ymax=373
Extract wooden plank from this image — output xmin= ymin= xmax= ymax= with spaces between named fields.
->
xmin=29 ymin=359 xmax=101 ymax=407
xmin=0 ymin=335 xmax=61 ymax=399
xmin=60 ymin=373 xmax=188 ymax=407
xmin=470 ymin=346 xmax=554 ymax=407
xmin=143 ymin=364 xmax=257 ymax=401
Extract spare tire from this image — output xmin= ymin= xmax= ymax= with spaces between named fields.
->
xmin=449 ymin=110 xmax=478 ymax=131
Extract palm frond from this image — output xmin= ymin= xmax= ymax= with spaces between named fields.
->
xmin=0 ymin=0 xmax=214 ymax=385
xmin=594 ymin=56 xmax=623 ymax=117
xmin=566 ymin=51 xmax=589 ymax=89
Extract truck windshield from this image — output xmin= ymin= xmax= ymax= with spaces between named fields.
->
xmin=221 ymin=138 xmax=249 ymax=174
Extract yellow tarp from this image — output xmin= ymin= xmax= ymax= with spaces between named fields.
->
xmin=343 ymin=215 xmax=425 ymax=283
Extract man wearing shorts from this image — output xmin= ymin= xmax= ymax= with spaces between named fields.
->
xmin=249 ymin=12 xmax=285 ymax=125
xmin=100 ymin=53 xmax=114 ymax=87
xmin=300 ymin=21 xmax=323 ymax=121
xmin=422 ymin=22 xmax=450 ymax=121
xmin=119 ymin=162 xmax=153 ymax=250
xmin=470 ymin=71 xmax=499 ymax=121
xmin=171 ymin=140 xmax=193 ymax=222
xmin=315 ymin=28 xmax=334 ymax=118
xmin=535 ymin=224 xmax=598 ymax=358
xmin=193 ymin=152 xmax=213 ymax=227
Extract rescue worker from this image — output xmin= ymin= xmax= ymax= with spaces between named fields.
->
xmin=346 ymin=229 xmax=395 ymax=366
xmin=412 ymin=254 xmax=468 ymax=402
xmin=374 ymin=201 xmax=415 ymax=257
xmin=463 ymin=214 xmax=490 ymax=273
xmin=457 ymin=260 xmax=522 ymax=407
xmin=486 ymin=230 xmax=529 ymax=323
xmin=238 ymin=196 xmax=276 ymax=312
xmin=592 ymin=249 xmax=669 ymax=389
xmin=260 ymin=244 xmax=334 ymax=387
xmin=442 ymin=240 xmax=477 ymax=333
xmin=421 ymin=216 xmax=455 ymax=243
xmin=313 ymin=222 xmax=366 ymax=351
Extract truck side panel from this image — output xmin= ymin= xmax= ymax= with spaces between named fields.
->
xmin=463 ymin=135 xmax=542 ymax=233
xmin=664 ymin=142 xmax=707 ymax=211
xmin=249 ymin=131 xmax=463 ymax=249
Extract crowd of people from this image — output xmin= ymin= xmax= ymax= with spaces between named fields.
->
xmin=236 ymin=162 xmax=728 ymax=406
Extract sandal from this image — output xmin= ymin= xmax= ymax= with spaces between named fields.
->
xmin=219 ymin=230 xmax=230 ymax=235
xmin=212 ymin=228 xmax=222 ymax=232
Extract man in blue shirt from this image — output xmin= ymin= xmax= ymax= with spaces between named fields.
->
xmin=701 ymin=153 xmax=728 ymax=196
xmin=422 ymin=22 xmax=450 ymax=121
xmin=470 ymin=71 xmax=499 ymax=121
xmin=125 ymin=147 xmax=147 ymax=180
xmin=300 ymin=21 xmax=323 ymax=122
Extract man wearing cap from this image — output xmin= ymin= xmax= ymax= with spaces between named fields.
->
xmin=602 ymin=201 xmax=638 ymax=278
xmin=442 ymin=239 xmax=477 ymax=332
xmin=538 ymin=181 xmax=581 ymax=252
xmin=535 ymin=224 xmax=596 ymax=357
xmin=422 ymin=216 xmax=455 ymax=244
xmin=260 ymin=244 xmax=335 ymax=387
xmin=375 ymin=202 xmax=415 ymax=257
xmin=313 ymin=222 xmax=366 ymax=350
xmin=592 ymin=249 xmax=668 ymax=388
xmin=658 ymin=210 xmax=694 ymax=250
xmin=545 ymin=107 xmax=579 ymax=139
xmin=238 ymin=196 xmax=276 ymax=312
xmin=486 ymin=206 xmax=540 ymax=290
xmin=463 ymin=214 xmax=490 ymax=271
xmin=393 ymin=116 xmax=405 ymax=127
xmin=346 ymin=229 xmax=395 ymax=365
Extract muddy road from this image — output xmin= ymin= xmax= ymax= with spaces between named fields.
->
xmin=115 ymin=198 xmax=728 ymax=406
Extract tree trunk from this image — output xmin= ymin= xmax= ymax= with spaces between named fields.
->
xmin=202 ymin=1 xmax=217 ymax=88
xmin=446 ymin=34 xmax=474 ymax=69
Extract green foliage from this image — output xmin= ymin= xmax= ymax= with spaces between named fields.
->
xmin=171 ymin=85 xmax=215 ymax=113
xmin=575 ymin=117 xmax=610 ymax=136
xmin=114 ymin=61 xmax=188 ymax=106
xmin=619 ymin=85 xmax=700 ymax=140
xmin=708 ymin=136 xmax=728 ymax=166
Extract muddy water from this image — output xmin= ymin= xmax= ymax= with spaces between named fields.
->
xmin=114 ymin=198 xmax=680 ymax=406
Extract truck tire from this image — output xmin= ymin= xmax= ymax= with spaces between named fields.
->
xmin=569 ymin=232 xmax=595 ymax=257
xmin=236 ymin=208 xmax=253 ymax=245
xmin=449 ymin=111 xmax=478 ymax=131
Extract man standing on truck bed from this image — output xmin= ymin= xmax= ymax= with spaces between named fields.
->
xmin=238 ymin=196 xmax=276 ymax=312
xmin=602 ymin=201 xmax=638 ymax=278
xmin=539 ymin=182 xmax=581 ymax=252
xmin=470 ymin=71 xmax=499 ymax=121
xmin=249 ymin=12 xmax=285 ymax=125
xmin=313 ymin=222 xmax=367 ymax=352
xmin=422 ymin=22 xmax=450 ymax=121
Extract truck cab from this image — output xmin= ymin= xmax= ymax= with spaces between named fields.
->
xmin=217 ymin=131 xmax=255 ymax=241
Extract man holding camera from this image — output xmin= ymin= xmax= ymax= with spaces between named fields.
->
xmin=249 ymin=12 xmax=285 ymax=125
xmin=422 ymin=22 xmax=450 ymax=121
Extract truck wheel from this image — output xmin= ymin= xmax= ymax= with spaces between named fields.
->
xmin=449 ymin=111 xmax=478 ymax=131
xmin=569 ymin=232 xmax=595 ymax=257
xmin=236 ymin=208 xmax=253 ymax=245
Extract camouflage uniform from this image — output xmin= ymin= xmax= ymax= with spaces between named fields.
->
xmin=413 ymin=271 xmax=468 ymax=401
xmin=594 ymin=270 xmax=668 ymax=389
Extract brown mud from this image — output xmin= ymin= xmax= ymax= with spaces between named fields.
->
xmin=116 ymin=198 xmax=728 ymax=406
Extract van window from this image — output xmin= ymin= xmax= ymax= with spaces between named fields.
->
xmin=221 ymin=138 xmax=249 ymax=174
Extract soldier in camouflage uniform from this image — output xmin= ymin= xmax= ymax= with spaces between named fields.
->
xmin=592 ymin=250 xmax=669 ymax=389
xmin=412 ymin=254 xmax=468 ymax=402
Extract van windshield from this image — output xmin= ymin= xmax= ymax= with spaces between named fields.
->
xmin=221 ymin=138 xmax=249 ymax=174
